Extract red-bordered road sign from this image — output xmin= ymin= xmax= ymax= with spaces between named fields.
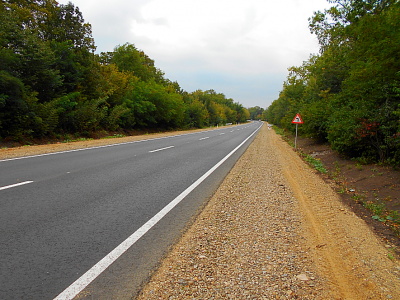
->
xmin=291 ymin=113 xmax=303 ymax=124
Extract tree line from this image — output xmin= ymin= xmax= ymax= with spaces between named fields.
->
xmin=265 ymin=0 xmax=400 ymax=165
xmin=0 ymin=0 xmax=250 ymax=141
xmin=248 ymin=106 xmax=265 ymax=120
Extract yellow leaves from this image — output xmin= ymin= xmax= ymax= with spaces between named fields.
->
xmin=98 ymin=63 xmax=137 ymax=102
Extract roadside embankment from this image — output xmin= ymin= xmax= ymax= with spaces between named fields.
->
xmin=136 ymin=124 xmax=400 ymax=299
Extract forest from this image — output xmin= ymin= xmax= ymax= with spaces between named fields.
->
xmin=264 ymin=0 xmax=400 ymax=166
xmin=0 ymin=0 xmax=250 ymax=142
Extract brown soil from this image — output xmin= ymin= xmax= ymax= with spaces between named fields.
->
xmin=290 ymin=133 xmax=400 ymax=254
xmin=0 ymin=127 xmax=220 ymax=161
xmin=2 ymin=124 xmax=400 ymax=299
xmin=136 ymin=124 xmax=400 ymax=299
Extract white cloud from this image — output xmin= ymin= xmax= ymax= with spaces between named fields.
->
xmin=57 ymin=0 xmax=332 ymax=108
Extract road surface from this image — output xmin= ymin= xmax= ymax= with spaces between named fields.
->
xmin=0 ymin=122 xmax=262 ymax=299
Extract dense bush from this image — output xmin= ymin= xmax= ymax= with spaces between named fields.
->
xmin=265 ymin=0 xmax=400 ymax=165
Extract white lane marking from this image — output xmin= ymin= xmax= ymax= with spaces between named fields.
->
xmin=0 ymin=181 xmax=34 ymax=191
xmin=54 ymin=123 xmax=263 ymax=300
xmin=149 ymin=146 xmax=174 ymax=153
xmin=230 ymin=130 xmax=234 ymax=132
xmin=0 ymin=126 xmax=247 ymax=163
xmin=220 ymin=133 xmax=225 ymax=135
xmin=199 ymin=137 xmax=209 ymax=140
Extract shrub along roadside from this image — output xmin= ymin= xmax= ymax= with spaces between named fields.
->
xmin=264 ymin=1 xmax=400 ymax=167
xmin=272 ymin=126 xmax=400 ymax=239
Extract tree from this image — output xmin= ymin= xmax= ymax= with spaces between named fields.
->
xmin=248 ymin=106 xmax=265 ymax=120
xmin=266 ymin=0 xmax=400 ymax=164
xmin=109 ymin=43 xmax=165 ymax=83
xmin=0 ymin=1 xmax=250 ymax=139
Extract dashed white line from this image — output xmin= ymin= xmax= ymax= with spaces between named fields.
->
xmin=220 ymin=133 xmax=225 ymax=135
xmin=0 ymin=127 xmax=231 ymax=163
xmin=149 ymin=146 xmax=174 ymax=153
xmin=199 ymin=137 xmax=209 ymax=140
xmin=0 ymin=181 xmax=34 ymax=191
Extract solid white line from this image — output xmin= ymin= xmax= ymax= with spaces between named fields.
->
xmin=199 ymin=137 xmax=209 ymax=140
xmin=0 ymin=181 xmax=34 ymax=191
xmin=53 ymin=122 xmax=263 ymax=300
xmin=148 ymin=146 xmax=174 ymax=153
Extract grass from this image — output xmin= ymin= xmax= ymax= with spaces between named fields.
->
xmin=101 ymin=133 xmax=126 ymax=139
xmin=332 ymin=161 xmax=345 ymax=183
xmin=363 ymin=199 xmax=400 ymax=237
xmin=273 ymin=127 xmax=328 ymax=174
xmin=60 ymin=133 xmax=124 ymax=143
xmin=272 ymin=126 xmax=400 ymax=238
xmin=273 ymin=127 xmax=296 ymax=148
xmin=273 ymin=127 xmax=285 ymax=136
xmin=62 ymin=137 xmax=94 ymax=143
xmin=355 ymin=163 xmax=363 ymax=171
xmin=303 ymin=154 xmax=328 ymax=174
xmin=288 ymin=140 xmax=295 ymax=147
xmin=351 ymin=193 xmax=365 ymax=203
xmin=387 ymin=245 xmax=397 ymax=260
xmin=365 ymin=202 xmax=385 ymax=216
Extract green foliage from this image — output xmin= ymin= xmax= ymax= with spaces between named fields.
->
xmin=0 ymin=1 xmax=248 ymax=141
xmin=265 ymin=0 xmax=400 ymax=165
xmin=120 ymin=79 xmax=185 ymax=128
xmin=182 ymin=89 xmax=248 ymax=127
xmin=184 ymin=98 xmax=209 ymax=128
xmin=248 ymin=106 xmax=264 ymax=120
xmin=105 ymin=43 xmax=165 ymax=84
xmin=303 ymin=154 xmax=328 ymax=174
xmin=273 ymin=126 xmax=285 ymax=136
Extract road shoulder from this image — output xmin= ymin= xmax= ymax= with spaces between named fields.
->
xmin=136 ymin=123 xmax=400 ymax=299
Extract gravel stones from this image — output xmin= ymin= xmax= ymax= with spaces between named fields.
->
xmin=4 ymin=125 xmax=398 ymax=299
xmin=137 ymin=125 xmax=330 ymax=299
xmin=137 ymin=124 xmax=400 ymax=299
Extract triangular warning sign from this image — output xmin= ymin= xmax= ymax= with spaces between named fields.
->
xmin=291 ymin=113 xmax=303 ymax=124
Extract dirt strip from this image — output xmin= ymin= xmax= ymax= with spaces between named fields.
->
xmin=136 ymin=124 xmax=400 ymax=299
xmin=0 ymin=127 xmax=219 ymax=160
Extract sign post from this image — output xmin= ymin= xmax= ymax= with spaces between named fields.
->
xmin=291 ymin=113 xmax=303 ymax=149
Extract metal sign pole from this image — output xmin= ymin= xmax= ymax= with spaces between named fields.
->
xmin=291 ymin=113 xmax=303 ymax=150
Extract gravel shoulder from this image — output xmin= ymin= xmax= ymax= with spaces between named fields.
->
xmin=2 ymin=124 xmax=400 ymax=299
xmin=136 ymin=124 xmax=400 ymax=299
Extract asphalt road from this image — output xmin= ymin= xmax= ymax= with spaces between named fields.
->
xmin=0 ymin=122 xmax=262 ymax=300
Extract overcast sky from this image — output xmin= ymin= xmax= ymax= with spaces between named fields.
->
xmin=58 ymin=0 xmax=331 ymax=109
